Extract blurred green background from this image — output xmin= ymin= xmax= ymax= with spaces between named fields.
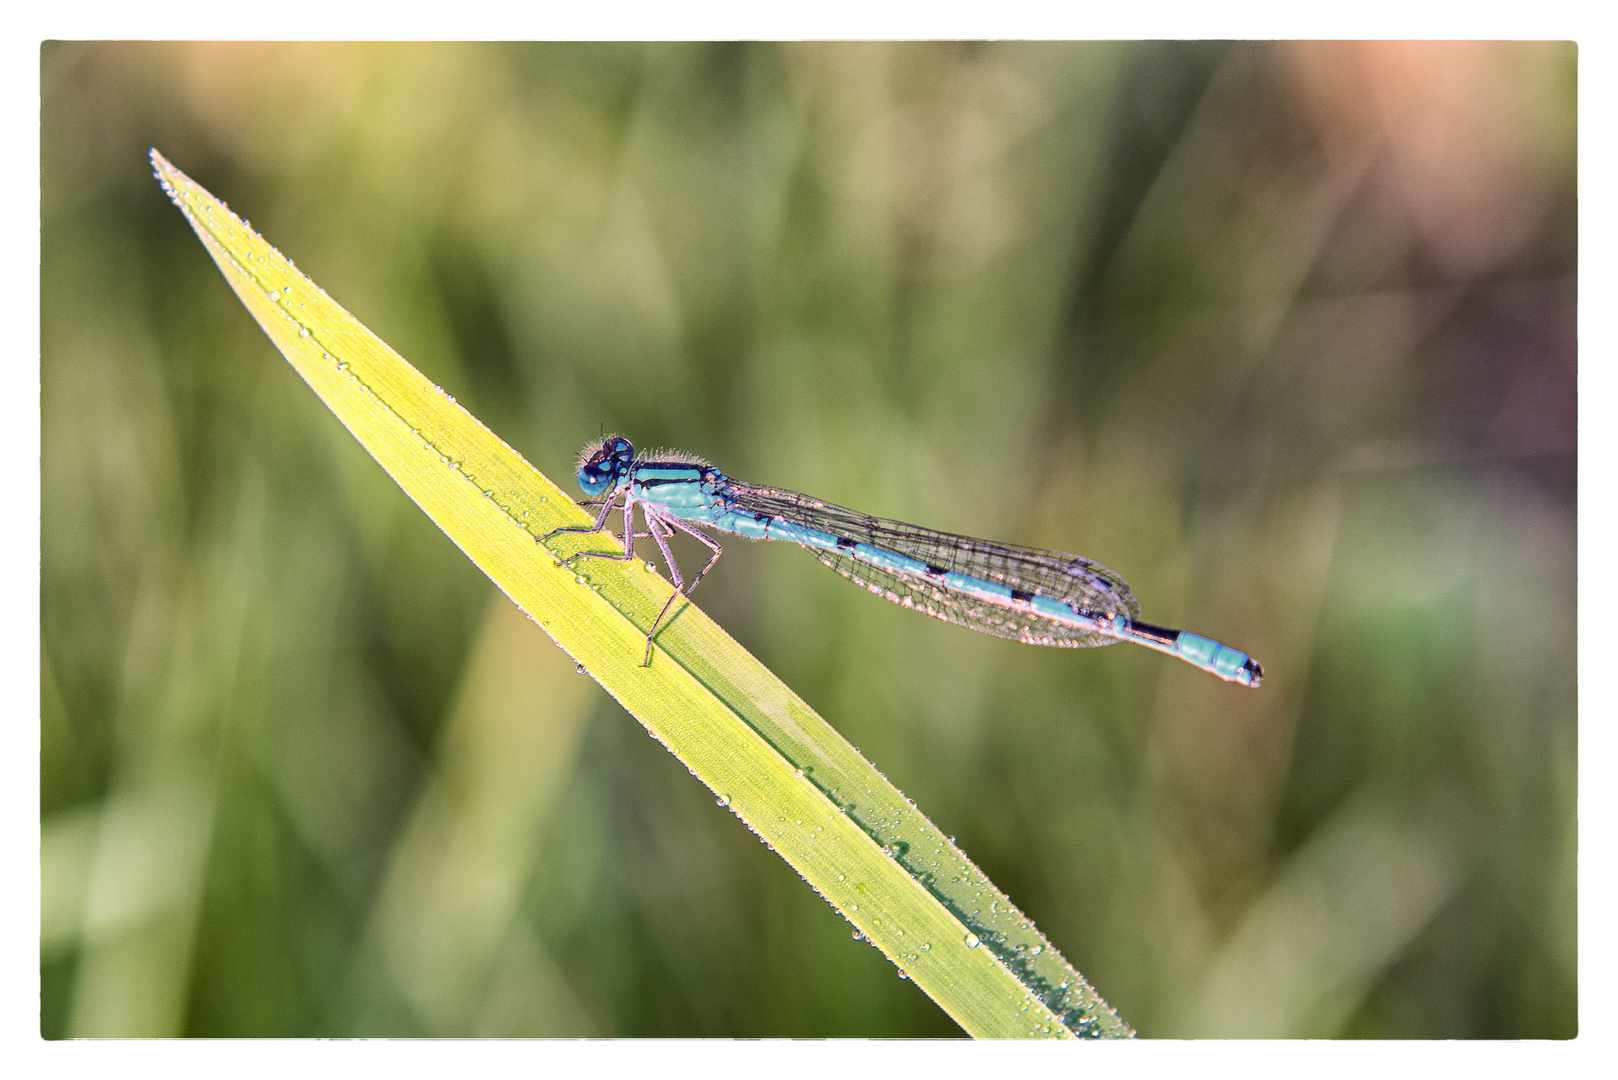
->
xmin=40 ymin=41 xmax=1576 ymax=1037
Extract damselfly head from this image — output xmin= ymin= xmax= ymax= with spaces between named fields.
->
xmin=576 ymin=435 xmax=635 ymax=498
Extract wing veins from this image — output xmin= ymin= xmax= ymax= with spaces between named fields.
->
xmin=723 ymin=479 xmax=1141 ymax=622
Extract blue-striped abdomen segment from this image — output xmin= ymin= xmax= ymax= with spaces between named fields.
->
xmin=939 ymin=569 xmax=1011 ymax=604
xmin=710 ymin=509 xmax=769 ymax=537
xmin=702 ymin=505 xmax=843 ymax=549
xmin=855 ymin=543 xmax=931 ymax=577
xmin=767 ymin=519 xmax=841 ymax=550
xmin=1174 ymin=632 xmax=1261 ymax=685
xmin=1030 ymin=595 xmax=1103 ymax=631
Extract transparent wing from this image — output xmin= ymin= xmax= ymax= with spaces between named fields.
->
xmin=814 ymin=548 xmax=1121 ymax=648
xmin=723 ymin=479 xmax=1141 ymax=623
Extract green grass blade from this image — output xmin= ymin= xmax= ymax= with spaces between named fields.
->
xmin=150 ymin=147 xmax=1132 ymax=1039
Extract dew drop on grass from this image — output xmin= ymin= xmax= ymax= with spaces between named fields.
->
xmin=963 ymin=933 xmax=980 ymax=949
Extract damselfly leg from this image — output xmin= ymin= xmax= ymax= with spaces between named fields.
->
xmin=640 ymin=512 xmax=723 ymax=664
xmin=541 ymin=491 xmax=724 ymax=665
